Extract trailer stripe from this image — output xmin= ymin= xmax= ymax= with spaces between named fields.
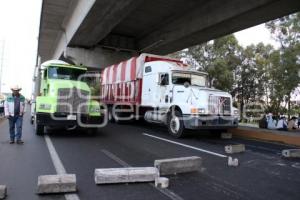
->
xmin=125 ymin=59 xmax=131 ymax=81
xmin=121 ymin=61 xmax=126 ymax=82
xmin=106 ymin=66 xmax=110 ymax=84
xmin=130 ymin=57 xmax=137 ymax=81
xmin=109 ymin=65 xmax=114 ymax=84
xmin=102 ymin=68 xmax=106 ymax=84
xmin=112 ymin=64 xmax=118 ymax=83
xmin=116 ymin=62 xmax=122 ymax=83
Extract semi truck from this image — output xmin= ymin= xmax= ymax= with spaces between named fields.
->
xmin=100 ymin=53 xmax=239 ymax=138
xmin=33 ymin=60 xmax=103 ymax=135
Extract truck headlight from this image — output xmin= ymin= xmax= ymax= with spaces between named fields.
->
xmin=198 ymin=108 xmax=205 ymax=114
xmin=191 ymin=108 xmax=206 ymax=114
xmin=39 ymin=104 xmax=51 ymax=110
xmin=234 ymin=110 xmax=239 ymax=115
xmin=191 ymin=108 xmax=198 ymax=114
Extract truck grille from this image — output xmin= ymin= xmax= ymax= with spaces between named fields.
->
xmin=208 ymin=96 xmax=231 ymax=115
xmin=57 ymin=88 xmax=89 ymax=114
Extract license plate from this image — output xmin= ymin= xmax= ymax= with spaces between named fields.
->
xmin=67 ymin=115 xmax=77 ymax=120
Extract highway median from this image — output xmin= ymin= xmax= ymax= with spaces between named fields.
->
xmin=229 ymin=126 xmax=300 ymax=147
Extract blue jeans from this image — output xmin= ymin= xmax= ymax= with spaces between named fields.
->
xmin=8 ymin=116 xmax=23 ymax=141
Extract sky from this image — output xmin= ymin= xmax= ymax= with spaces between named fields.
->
xmin=0 ymin=0 xmax=286 ymax=98
xmin=235 ymin=23 xmax=280 ymax=48
xmin=0 ymin=0 xmax=42 ymax=98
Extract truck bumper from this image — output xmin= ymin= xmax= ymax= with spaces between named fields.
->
xmin=183 ymin=115 xmax=238 ymax=130
xmin=36 ymin=112 xmax=104 ymax=127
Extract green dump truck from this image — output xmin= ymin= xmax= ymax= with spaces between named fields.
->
xmin=33 ymin=60 xmax=103 ymax=135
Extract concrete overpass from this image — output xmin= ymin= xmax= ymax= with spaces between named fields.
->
xmin=38 ymin=0 xmax=300 ymax=67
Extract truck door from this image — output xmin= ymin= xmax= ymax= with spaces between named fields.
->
xmin=141 ymin=66 xmax=158 ymax=106
xmin=157 ymin=73 xmax=170 ymax=106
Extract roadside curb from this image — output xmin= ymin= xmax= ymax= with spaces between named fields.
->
xmin=229 ymin=127 xmax=300 ymax=147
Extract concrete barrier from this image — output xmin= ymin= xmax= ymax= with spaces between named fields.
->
xmin=228 ymin=157 xmax=239 ymax=167
xmin=225 ymin=144 xmax=245 ymax=154
xmin=221 ymin=133 xmax=232 ymax=139
xmin=155 ymin=177 xmax=169 ymax=188
xmin=154 ymin=156 xmax=202 ymax=175
xmin=94 ymin=167 xmax=159 ymax=184
xmin=282 ymin=149 xmax=300 ymax=158
xmin=0 ymin=185 xmax=7 ymax=199
xmin=37 ymin=174 xmax=77 ymax=194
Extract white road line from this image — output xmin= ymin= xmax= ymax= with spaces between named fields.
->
xmin=44 ymin=135 xmax=66 ymax=174
xmin=44 ymin=135 xmax=80 ymax=200
xmin=101 ymin=149 xmax=184 ymax=200
xmin=143 ymin=133 xmax=227 ymax=158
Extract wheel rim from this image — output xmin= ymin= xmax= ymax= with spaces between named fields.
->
xmin=170 ymin=116 xmax=180 ymax=134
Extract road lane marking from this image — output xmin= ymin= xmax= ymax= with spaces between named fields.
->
xmin=44 ymin=135 xmax=80 ymax=200
xmin=101 ymin=149 xmax=184 ymax=200
xmin=143 ymin=133 xmax=227 ymax=158
xmin=101 ymin=149 xmax=130 ymax=167
xmin=44 ymin=135 xmax=67 ymax=174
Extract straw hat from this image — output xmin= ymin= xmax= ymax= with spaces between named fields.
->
xmin=10 ymin=85 xmax=22 ymax=91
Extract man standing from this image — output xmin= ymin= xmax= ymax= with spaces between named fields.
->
xmin=4 ymin=85 xmax=26 ymax=144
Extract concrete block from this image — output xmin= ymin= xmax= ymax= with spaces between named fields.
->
xmin=221 ymin=132 xmax=232 ymax=139
xmin=225 ymin=144 xmax=245 ymax=154
xmin=228 ymin=157 xmax=239 ymax=167
xmin=155 ymin=177 xmax=169 ymax=188
xmin=154 ymin=156 xmax=202 ymax=175
xmin=94 ymin=167 xmax=159 ymax=184
xmin=0 ymin=185 xmax=7 ymax=199
xmin=282 ymin=149 xmax=300 ymax=158
xmin=37 ymin=174 xmax=77 ymax=194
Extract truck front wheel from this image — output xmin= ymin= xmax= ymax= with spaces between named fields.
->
xmin=167 ymin=110 xmax=185 ymax=138
xmin=34 ymin=118 xmax=44 ymax=136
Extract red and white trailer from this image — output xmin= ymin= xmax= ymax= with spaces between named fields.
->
xmin=100 ymin=53 xmax=238 ymax=137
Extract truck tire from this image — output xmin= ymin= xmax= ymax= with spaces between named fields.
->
xmin=35 ymin=123 xmax=44 ymax=136
xmin=34 ymin=117 xmax=44 ymax=135
xmin=167 ymin=110 xmax=185 ymax=138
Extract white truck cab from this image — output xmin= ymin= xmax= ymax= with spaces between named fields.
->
xmin=141 ymin=60 xmax=238 ymax=137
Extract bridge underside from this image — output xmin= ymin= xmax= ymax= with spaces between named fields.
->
xmin=38 ymin=0 xmax=300 ymax=67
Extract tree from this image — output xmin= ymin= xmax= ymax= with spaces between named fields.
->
xmin=186 ymin=35 xmax=242 ymax=92
xmin=266 ymin=12 xmax=300 ymax=117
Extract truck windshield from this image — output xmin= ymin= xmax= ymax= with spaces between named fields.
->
xmin=48 ymin=66 xmax=86 ymax=80
xmin=172 ymin=72 xmax=207 ymax=87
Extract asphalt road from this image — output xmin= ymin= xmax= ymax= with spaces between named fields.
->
xmin=0 ymin=111 xmax=300 ymax=200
